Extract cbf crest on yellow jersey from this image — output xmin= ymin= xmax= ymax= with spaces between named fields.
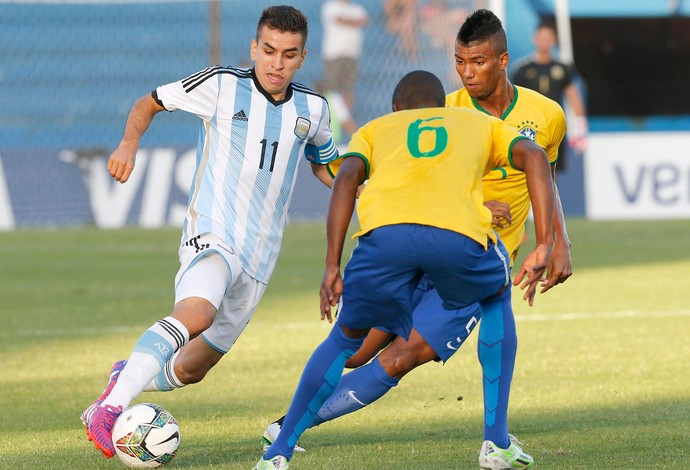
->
xmin=446 ymin=85 xmax=566 ymax=262
xmin=329 ymin=107 xmax=527 ymax=248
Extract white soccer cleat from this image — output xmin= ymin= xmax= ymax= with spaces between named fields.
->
xmin=253 ymin=455 xmax=289 ymax=470
xmin=478 ymin=434 xmax=534 ymax=469
xmin=261 ymin=420 xmax=305 ymax=452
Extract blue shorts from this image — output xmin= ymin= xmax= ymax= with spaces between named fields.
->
xmin=378 ymin=275 xmax=510 ymax=363
xmin=336 ymin=224 xmax=511 ymax=340
xmin=412 ymin=275 xmax=515 ymax=362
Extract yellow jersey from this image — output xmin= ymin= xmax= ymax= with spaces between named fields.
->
xmin=330 ymin=107 xmax=527 ymax=248
xmin=446 ymin=85 xmax=566 ymax=262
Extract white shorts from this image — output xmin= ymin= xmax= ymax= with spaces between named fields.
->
xmin=174 ymin=233 xmax=267 ymax=353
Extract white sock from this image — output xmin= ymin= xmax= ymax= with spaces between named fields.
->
xmin=102 ymin=316 xmax=189 ymax=409
xmin=143 ymin=349 xmax=186 ymax=392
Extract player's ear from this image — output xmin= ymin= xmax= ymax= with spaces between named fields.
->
xmin=498 ymin=52 xmax=509 ymax=70
xmin=250 ymin=39 xmax=258 ymax=61
xmin=298 ymin=48 xmax=307 ymax=68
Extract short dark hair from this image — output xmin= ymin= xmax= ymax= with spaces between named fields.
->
xmin=456 ymin=9 xmax=507 ymax=55
xmin=536 ymin=20 xmax=558 ymax=35
xmin=256 ymin=5 xmax=308 ymax=47
xmin=392 ymin=70 xmax=446 ymax=110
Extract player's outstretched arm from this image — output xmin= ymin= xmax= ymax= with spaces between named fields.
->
xmin=320 ymin=156 xmax=366 ymax=322
xmin=107 ymin=94 xmax=164 ymax=183
xmin=510 ymin=139 xmax=554 ymax=305
xmin=541 ymin=167 xmax=572 ymax=293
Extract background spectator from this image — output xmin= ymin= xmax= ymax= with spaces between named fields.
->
xmin=321 ymin=0 xmax=369 ymax=144
xmin=420 ymin=0 xmax=469 ymax=88
xmin=510 ymin=22 xmax=588 ymax=170
xmin=384 ymin=0 xmax=419 ymax=62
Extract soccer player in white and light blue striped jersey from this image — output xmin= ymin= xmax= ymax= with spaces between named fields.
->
xmin=82 ymin=6 xmax=338 ymax=461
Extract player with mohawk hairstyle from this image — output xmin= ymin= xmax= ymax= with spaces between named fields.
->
xmin=256 ymin=67 xmax=557 ymax=469
xmin=262 ymin=9 xmax=572 ymax=469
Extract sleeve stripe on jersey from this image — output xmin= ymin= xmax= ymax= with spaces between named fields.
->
xmin=181 ymin=66 xmax=220 ymax=87
xmin=507 ymin=136 xmax=530 ymax=169
xmin=341 ymin=152 xmax=370 ymax=179
xmin=182 ymin=66 xmax=252 ymax=93
xmin=315 ymin=139 xmax=338 ymax=163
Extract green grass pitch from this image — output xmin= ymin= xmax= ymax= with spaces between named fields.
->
xmin=0 ymin=219 xmax=688 ymax=469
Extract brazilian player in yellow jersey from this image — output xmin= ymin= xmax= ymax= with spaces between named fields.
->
xmin=260 ymin=10 xmax=572 ymax=470
xmin=343 ymin=105 xmax=528 ymax=248
xmin=446 ymin=81 xmax=566 ymax=263
xmin=257 ymin=69 xmax=555 ymax=470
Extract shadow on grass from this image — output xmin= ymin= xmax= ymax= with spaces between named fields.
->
xmin=3 ymin=390 xmax=687 ymax=469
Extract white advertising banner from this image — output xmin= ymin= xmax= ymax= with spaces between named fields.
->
xmin=0 ymin=157 xmax=16 ymax=231
xmin=585 ymin=132 xmax=690 ymax=220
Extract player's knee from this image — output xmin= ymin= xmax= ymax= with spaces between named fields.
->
xmin=378 ymin=347 xmax=422 ymax=378
xmin=379 ymin=336 xmax=439 ymax=378
xmin=171 ymin=298 xmax=216 ymax=337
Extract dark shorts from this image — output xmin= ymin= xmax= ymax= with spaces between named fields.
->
xmin=336 ymin=224 xmax=511 ymax=340
xmin=323 ymin=57 xmax=358 ymax=94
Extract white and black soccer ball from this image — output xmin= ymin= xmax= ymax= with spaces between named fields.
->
xmin=112 ymin=403 xmax=180 ymax=468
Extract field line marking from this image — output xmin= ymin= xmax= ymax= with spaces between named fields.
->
xmin=17 ymin=326 xmax=140 ymax=336
xmin=16 ymin=310 xmax=690 ymax=337
xmin=517 ymin=310 xmax=690 ymax=322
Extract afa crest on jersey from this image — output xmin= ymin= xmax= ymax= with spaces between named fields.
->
xmin=294 ymin=117 xmax=311 ymax=140
xmin=518 ymin=120 xmax=538 ymax=141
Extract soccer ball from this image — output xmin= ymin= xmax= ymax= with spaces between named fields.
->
xmin=112 ymin=403 xmax=180 ymax=468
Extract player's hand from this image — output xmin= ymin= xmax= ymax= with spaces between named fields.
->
xmin=513 ymin=242 xmax=553 ymax=306
xmin=540 ymin=239 xmax=572 ymax=293
xmin=320 ymin=264 xmax=343 ymax=323
xmin=484 ymin=200 xmax=512 ymax=228
xmin=107 ymin=145 xmax=137 ymax=183
xmin=356 ymin=181 xmax=367 ymax=198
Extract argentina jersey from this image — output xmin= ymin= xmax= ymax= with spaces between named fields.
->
xmin=154 ymin=66 xmax=337 ymax=282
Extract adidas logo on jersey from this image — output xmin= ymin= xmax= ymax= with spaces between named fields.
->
xmin=232 ymin=110 xmax=248 ymax=121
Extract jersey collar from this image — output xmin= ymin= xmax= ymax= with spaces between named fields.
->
xmin=251 ymin=67 xmax=294 ymax=106
xmin=470 ymin=83 xmax=519 ymax=121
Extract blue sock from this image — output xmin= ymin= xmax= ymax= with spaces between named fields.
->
xmin=264 ymin=326 xmax=363 ymax=460
xmin=311 ymin=357 xmax=399 ymax=427
xmin=477 ymin=295 xmax=516 ymax=449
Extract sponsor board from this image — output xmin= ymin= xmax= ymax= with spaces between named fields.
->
xmin=585 ymin=132 xmax=690 ymax=220
xmin=0 ymin=147 xmax=330 ymax=229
